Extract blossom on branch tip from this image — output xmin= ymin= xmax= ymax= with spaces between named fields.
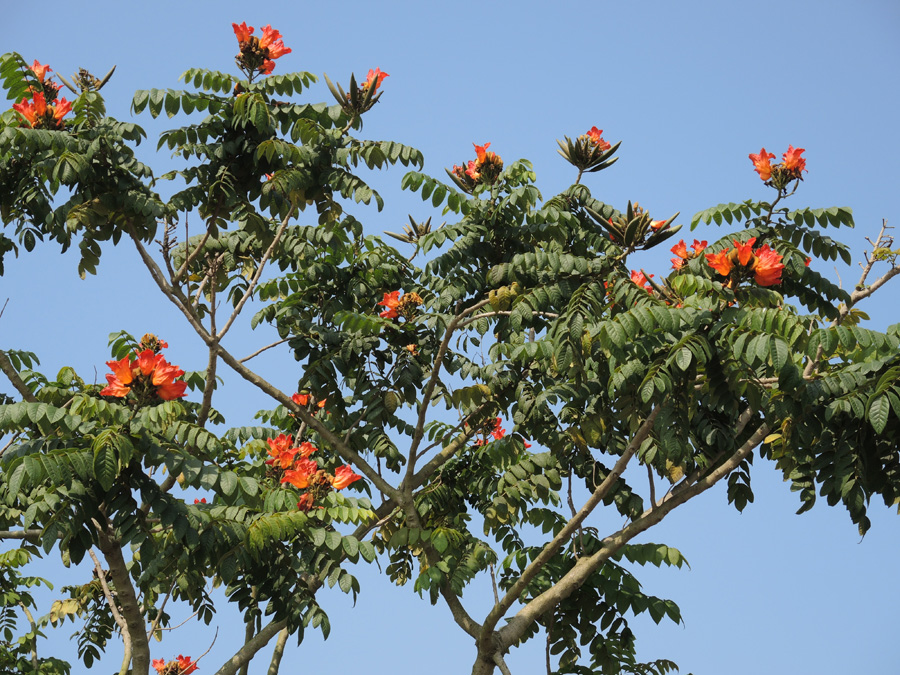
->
xmin=749 ymin=148 xmax=775 ymax=181
xmin=12 ymin=91 xmax=71 ymax=130
xmin=752 ymin=244 xmax=784 ymax=286
xmin=582 ymin=126 xmax=611 ymax=151
xmin=363 ymin=68 xmax=389 ymax=93
xmin=100 ymin=349 xmax=186 ymax=401
xmin=781 ymin=145 xmax=806 ymax=175
xmin=233 ymin=21 xmax=291 ymax=76
xmin=705 ymin=238 xmax=784 ymax=287
xmin=670 ymin=239 xmax=707 ymax=269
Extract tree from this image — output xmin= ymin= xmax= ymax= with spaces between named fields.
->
xmin=0 ymin=22 xmax=898 ymax=675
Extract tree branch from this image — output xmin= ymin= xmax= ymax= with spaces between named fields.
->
xmin=89 ymin=547 xmax=134 ymax=675
xmin=216 ymin=209 xmax=294 ymax=340
xmin=498 ymin=416 xmax=769 ymax=651
xmin=213 ymin=619 xmax=287 ymax=675
xmin=0 ymin=350 xmax=37 ymax=402
xmin=482 ymin=407 xmax=659 ymax=636
xmin=266 ymin=627 xmax=289 ymax=675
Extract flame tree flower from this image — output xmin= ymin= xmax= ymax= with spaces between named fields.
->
xmin=630 ymin=270 xmax=654 ymax=293
xmin=749 ymin=148 xmax=775 ymax=181
xmin=100 ymin=349 xmax=187 ymax=401
xmin=281 ymin=458 xmax=319 ymax=489
xmin=329 ymin=465 xmax=362 ymax=490
xmin=12 ymin=91 xmax=71 ymax=130
xmin=362 ymin=68 xmax=389 ymax=93
xmin=30 ymin=60 xmax=61 ymax=101
xmin=705 ymin=237 xmax=784 ymax=288
xmin=749 ymin=145 xmax=807 ymax=187
xmin=670 ymin=239 xmax=708 ymax=270
xmin=233 ymin=22 xmax=292 ymax=77
xmin=583 ymin=126 xmax=612 ymax=152
xmin=378 ymin=291 xmax=400 ymax=319
xmin=448 ymin=143 xmax=504 ymax=191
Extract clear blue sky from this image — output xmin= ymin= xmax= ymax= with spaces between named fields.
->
xmin=2 ymin=1 xmax=899 ymax=673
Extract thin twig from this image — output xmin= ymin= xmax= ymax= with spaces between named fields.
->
xmin=239 ymin=339 xmax=291 ymax=363
xmin=146 ymin=577 xmax=178 ymax=640
xmin=217 ymin=208 xmax=295 ymax=340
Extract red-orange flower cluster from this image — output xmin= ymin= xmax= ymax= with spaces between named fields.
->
xmin=450 ymin=142 xmax=504 ymax=191
xmin=291 ymin=391 xmax=327 ymax=413
xmin=670 ymin=239 xmax=708 ymax=269
xmin=377 ymin=291 xmax=423 ymax=320
xmin=749 ymin=146 xmax=806 ymax=185
xmin=475 ymin=417 xmax=506 ymax=446
xmin=100 ymin=347 xmax=186 ymax=401
xmin=266 ymin=434 xmax=316 ymax=469
xmin=233 ymin=22 xmax=291 ymax=76
xmin=152 ymin=655 xmax=197 ymax=674
xmin=581 ymin=126 xmax=611 ymax=152
xmin=265 ymin=433 xmax=362 ymax=511
xmin=12 ymin=91 xmax=71 ymax=130
xmin=705 ymin=237 xmax=784 ymax=287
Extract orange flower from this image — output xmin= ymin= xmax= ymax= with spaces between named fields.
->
xmin=329 ymin=465 xmax=362 ymax=490
xmin=781 ymin=145 xmax=806 ymax=174
xmin=583 ymin=126 xmax=611 ymax=151
xmin=152 ymin=659 xmax=167 ymax=673
xmin=475 ymin=418 xmax=506 ymax=445
xmin=266 ymin=434 xmax=299 ymax=468
xmin=297 ymin=441 xmax=317 ymax=458
xmin=733 ymin=237 xmax=756 ymax=266
xmin=363 ymin=68 xmax=389 ymax=93
xmin=752 ymin=244 xmax=784 ymax=286
xmin=705 ymin=250 xmax=734 ymax=277
xmin=464 ymin=159 xmax=480 ymax=181
xmin=630 ymin=270 xmax=654 ymax=292
xmin=100 ymin=349 xmax=186 ymax=400
xmin=175 ymin=655 xmax=198 ymax=675
xmin=232 ymin=21 xmax=253 ymax=42
xmin=473 ymin=142 xmax=491 ymax=163
xmin=292 ymin=392 xmax=309 ymax=406
xmin=12 ymin=91 xmax=71 ymax=130
xmin=233 ymin=22 xmax=291 ymax=76
xmin=378 ymin=291 xmax=401 ymax=319
xmin=259 ymin=25 xmax=291 ymax=59
xmin=30 ymin=61 xmax=52 ymax=82
xmin=749 ymin=148 xmax=776 ymax=181
xmin=281 ymin=459 xmax=318 ymax=489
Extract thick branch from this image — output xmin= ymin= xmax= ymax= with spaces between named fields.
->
xmin=266 ymin=628 xmax=289 ymax=675
xmin=482 ymin=407 xmax=659 ymax=636
xmin=0 ymin=350 xmax=38 ymax=402
xmin=90 ymin=544 xmax=141 ymax=675
xmin=0 ymin=529 xmax=41 ymax=541
xmin=213 ymin=619 xmax=287 ymax=675
xmin=498 ymin=416 xmax=769 ymax=650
